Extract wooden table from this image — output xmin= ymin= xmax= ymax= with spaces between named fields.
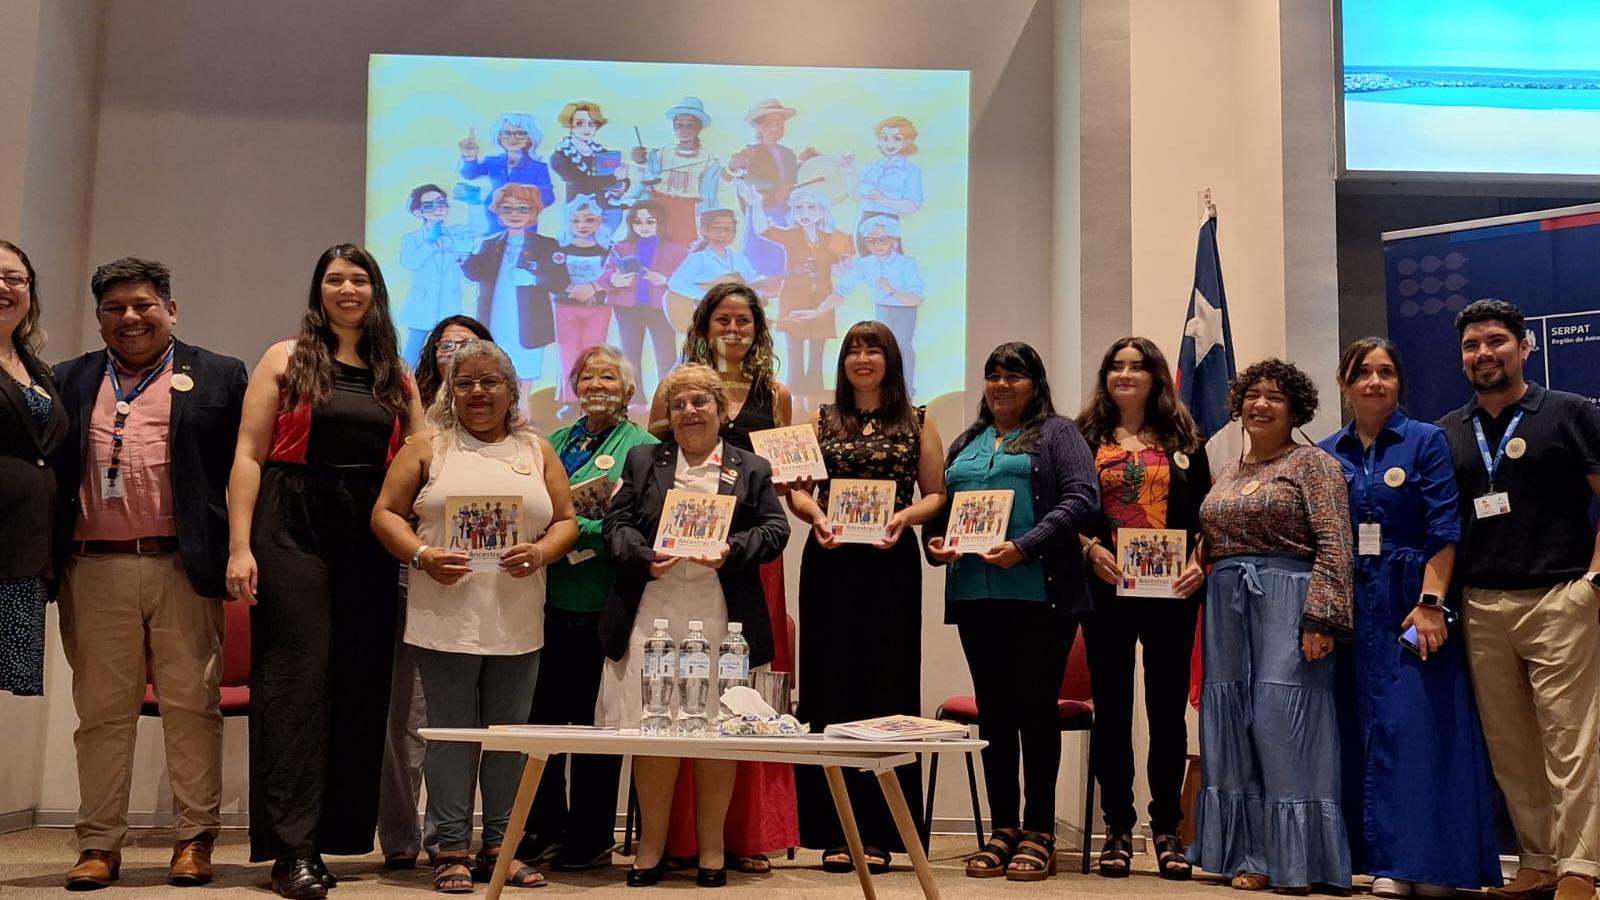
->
xmin=420 ymin=727 xmax=987 ymax=899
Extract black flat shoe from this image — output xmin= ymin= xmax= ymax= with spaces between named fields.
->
xmin=626 ymin=860 xmax=667 ymax=887
xmin=310 ymin=855 xmax=337 ymax=889
xmin=696 ymin=867 xmax=727 ymax=888
xmin=271 ymin=858 xmax=329 ymax=900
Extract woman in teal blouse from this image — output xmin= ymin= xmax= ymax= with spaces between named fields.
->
xmin=926 ymin=342 xmax=1099 ymax=883
xmin=520 ymin=345 xmax=657 ymax=870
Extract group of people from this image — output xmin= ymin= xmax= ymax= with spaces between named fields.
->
xmin=2 ymin=229 xmax=1596 ymax=900
xmin=399 ymin=95 xmax=931 ymax=407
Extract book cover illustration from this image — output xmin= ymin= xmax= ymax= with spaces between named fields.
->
xmin=569 ymin=474 xmax=615 ymax=521
xmin=653 ymin=489 xmax=737 ymax=557
xmin=748 ymin=424 xmax=828 ymax=482
xmin=1115 ymin=527 xmax=1187 ymax=598
xmin=826 ymin=479 xmax=897 ymax=544
xmin=945 ymin=489 xmax=1014 ymax=554
xmin=445 ymin=495 xmax=524 ymax=571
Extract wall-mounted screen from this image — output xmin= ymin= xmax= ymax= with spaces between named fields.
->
xmin=1342 ymin=0 xmax=1600 ymax=179
xmin=367 ymin=54 xmax=969 ymax=414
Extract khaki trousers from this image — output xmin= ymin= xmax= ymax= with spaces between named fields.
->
xmin=1464 ymin=580 xmax=1600 ymax=880
xmin=59 ymin=552 xmax=224 ymax=851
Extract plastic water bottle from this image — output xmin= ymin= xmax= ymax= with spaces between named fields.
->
xmin=675 ymin=620 xmax=712 ymax=737
xmin=640 ymin=619 xmax=677 ymax=737
xmin=716 ymin=622 xmax=751 ymax=722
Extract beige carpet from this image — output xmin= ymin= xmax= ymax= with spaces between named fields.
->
xmin=0 ymin=827 xmax=1374 ymax=898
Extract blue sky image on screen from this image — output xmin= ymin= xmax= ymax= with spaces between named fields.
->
xmin=1343 ymin=0 xmax=1600 ymax=176
xmin=366 ymin=54 xmax=969 ymax=420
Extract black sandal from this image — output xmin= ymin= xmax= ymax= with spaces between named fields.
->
xmin=1006 ymin=831 xmax=1057 ymax=882
xmin=433 ymin=856 xmax=474 ymax=894
xmin=1154 ymin=834 xmax=1192 ymax=880
xmin=471 ymin=848 xmax=545 ymax=888
xmin=1097 ymin=831 xmax=1133 ymax=878
xmin=965 ymin=827 xmax=1021 ymax=878
xmin=862 ymin=847 xmax=890 ymax=875
xmin=821 ymin=847 xmax=854 ymax=874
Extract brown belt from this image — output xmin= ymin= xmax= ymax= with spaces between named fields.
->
xmin=80 ymin=536 xmax=179 ymax=555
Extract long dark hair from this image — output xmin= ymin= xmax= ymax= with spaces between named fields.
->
xmin=1077 ymin=337 xmax=1201 ymax=454
xmin=954 ymin=342 xmax=1058 ymax=456
xmin=681 ymin=282 xmax=779 ymax=384
xmin=0 ymin=240 xmax=44 ymax=363
xmin=283 ymin=244 xmax=409 ymax=419
xmin=825 ymin=321 xmax=918 ymax=439
xmin=416 ymin=315 xmax=494 ymax=405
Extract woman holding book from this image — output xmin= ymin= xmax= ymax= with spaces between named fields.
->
xmin=784 ymin=321 xmax=946 ymax=873
xmin=599 ymin=363 xmax=790 ymax=888
xmin=647 ymin=283 xmax=798 ymax=873
xmin=1190 ymin=358 xmax=1354 ymax=893
xmin=371 ymin=338 xmax=577 ymax=892
xmin=1316 ymin=338 xmax=1499 ymax=897
xmin=1074 ymin=337 xmax=1211 ymax=880
xmin=925 ymin=341 xmax=1098 ymax=883
xmin=518 ymin=345 xmax=657 ymax=872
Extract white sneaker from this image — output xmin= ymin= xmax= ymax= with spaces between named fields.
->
xmin=1412 ymin=884 xmax=1455 ymax=898
xmin=1372 ymin=878 xmax=1413 ymax=898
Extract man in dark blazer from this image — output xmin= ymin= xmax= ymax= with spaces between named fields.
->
xmin=52 ymin=258 xmax=247 ymax=890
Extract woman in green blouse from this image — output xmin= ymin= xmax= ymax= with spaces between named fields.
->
xmin=519 ymin=345 xmax=657 ymax=870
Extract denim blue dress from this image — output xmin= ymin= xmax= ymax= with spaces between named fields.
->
xmin=1319 ymin=412 xmax=1502 ymax=890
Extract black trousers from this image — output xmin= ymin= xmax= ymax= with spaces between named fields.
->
xmin=955 ymin=602 xmax=1078 ymax=833
xmin=1082 ymin=595 xmax=1198 ymax=835
xmin=521 ymin=606 xmax=620 ymax=856
xmin=249 ymin=464 xmax=397 ymax=862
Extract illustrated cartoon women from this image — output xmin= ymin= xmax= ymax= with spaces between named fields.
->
xmin=397 ymin=183 xmax=486 ymax=363
xmin=853 ymin=115 xmax=924 ymax=252
xmin=553 ymin=195 xmax=615 ymax=412
xmin=600 ymin=201 xmax=689 ymax=394
xmin=550 ymin=101 xmax=629 ymax=235
xmin=625 ymin=97 xmax=724 ymax=246
xmin=829 ymin=215 xmax=925 ymax=397
xmin=458 ymin=112 xmax=555 ymax=232
xmin=461 ymin=184 xmax=571 ymax=383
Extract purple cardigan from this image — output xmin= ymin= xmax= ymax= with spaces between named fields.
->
xmin=925 ymin=415 xmax=1099 ymax=616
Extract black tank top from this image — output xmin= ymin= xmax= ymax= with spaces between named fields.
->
xmin=306 ymin=361 xmax=394 ymax=468
xmin=720 ymin=376 xmax=775 ymax=452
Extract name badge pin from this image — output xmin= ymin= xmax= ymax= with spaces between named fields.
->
xmin=1505 ymin=437 xmax=1527 ymax=459
xmin=1173 ymin=451 xmax=1190 ymax=470
xmin=115 ymin=400 xmax=131 ymax=416
xmin=171 ymin=373 xmax=195 ymax=392
xmin=510 ymin=457 xmax=534 ymax=475
xmin=595 ymin=454 xmax=615 ymax=471
xmin=1241 ymin=480 xmax=1261 ymax=496
xmin=1383 ymin=467 xmax=1407 ymax=488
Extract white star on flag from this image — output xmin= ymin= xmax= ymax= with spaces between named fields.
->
xmin=1184 ymin=287 xmax=1224 ymax=364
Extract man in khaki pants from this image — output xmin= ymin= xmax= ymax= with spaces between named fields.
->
xmin=1436 ymin=299 xmax=1600 ymax=900
xmin=51 ymin=259 xmax=247 ymax=889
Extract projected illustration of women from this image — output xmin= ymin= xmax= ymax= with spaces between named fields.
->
xmin=626 ymin=97 xmax=724 ymax=246
xmin=398 ymin=183 xmax=485 ymax=364
xmin=461 ymin=185 xmax=570 ymax=382
xmin=553 ymin=195 xmax=614 ymax=410
xmin=551 ymin=101 xmax=629 ymax=235
xmin=458 ymin=112 xmax=555 ymax=231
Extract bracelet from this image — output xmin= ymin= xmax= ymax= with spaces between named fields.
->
xmin=532 ymin=545 xmax=544 ymax=569
xmin=1082 ymin=537 xmax=1101 ymax=560
xmin=410 ymin=543 xmax=430 ymax=570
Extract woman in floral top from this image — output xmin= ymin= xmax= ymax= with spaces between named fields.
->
xmin=1191 ymin=359 xmax=1354 ymax=894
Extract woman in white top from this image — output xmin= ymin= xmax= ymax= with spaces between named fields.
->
xmin=372 ymin=340 xmax=578 ymax=892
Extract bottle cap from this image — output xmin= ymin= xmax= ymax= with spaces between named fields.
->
xmin=653 ymin=618 xmax=669 ymax=630
xmin=728 ymin=622 xmax=743 ymax=634
xmin=688 ymin=619 xmax=704 ymax=630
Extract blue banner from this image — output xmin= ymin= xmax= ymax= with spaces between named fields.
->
xmin=1383 ymin=205 xmax=1600 ymax=423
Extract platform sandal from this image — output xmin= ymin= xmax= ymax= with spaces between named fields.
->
xmin=1005 ymin=831 xmax=1057 ymax=882
xmin=964 ymin=827 xmax=1021 ymax=878
xmin=1154 ymin=833 xmax=1192 ymax=880
xmin=1097 ymin=830 xmax=1133 ymax=878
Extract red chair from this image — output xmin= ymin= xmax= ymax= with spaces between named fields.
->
xmin=924 ymin=624 xmax=1095 ymax=873
xmin=140 ymin=600 xmax=251 ymax=717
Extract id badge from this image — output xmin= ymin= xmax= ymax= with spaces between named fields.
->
xmin=100 ymin=465 xmax=126 ymax=500
xmin=1358 ymin=522 xmax=1382 ymax=556
xmin=1473 ymin=491 xmax=1511 ymax=519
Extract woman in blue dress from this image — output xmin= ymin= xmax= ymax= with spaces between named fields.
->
xmin=1316 ymin=338 xmax=1501 ymax=898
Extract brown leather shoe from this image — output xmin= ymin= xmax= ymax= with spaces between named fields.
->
xmin=1552 ymin=874 xmax=1596 ymax=900
xmin=169 ymin=838 xmax=215 ymax=886
xmin=65 ymin=849 xmax=121 ymax=891
xmin=1490 ymin=868 xmax=1560 ymax=900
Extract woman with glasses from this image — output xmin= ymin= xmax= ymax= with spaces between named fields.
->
xmin=377 ymin=315 xmax=493 ymax=870
xmin=599 ymin=363 xmax=789 ymax=888
xmin=458 ymin=113 xmax=555 ymax=232
xmin=462 ymin=185 xmax=571 ymax=385
xmin=1074 ymin=337 xmax=1210 ymax=880
xmin=1191 ymin=359 xmax=1354 ymax=894
xmin=517 ymin=345 xmax=658 ymax=871
xmin=925 ymin=342 xmax=1098 ymax=883
xmin=372 ymin=339 xmax=577 ymax=892
xmin=398 ymin=186 xmax=486 ymax=365
xmin=227 ymin=245 xmax=425 ymax=898
xmin=0 ymin=240 xmax=67 ymax=697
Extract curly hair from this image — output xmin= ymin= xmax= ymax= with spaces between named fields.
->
xmin=1454 ymin=298 xmax=1527 ymax=342
xmin=1227 ymin=358 xmax=1318 ymax=428
xmin=681 ymin=282 xmax=779 ymax=384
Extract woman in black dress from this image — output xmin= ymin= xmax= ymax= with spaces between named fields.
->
xmin=226 ymin=244 xmax=425 ymax=899
xmin=784 ymin=321 xmax=946 ymax=872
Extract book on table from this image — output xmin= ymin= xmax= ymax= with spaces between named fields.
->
xmin=653 ymin=489 xmax=736 ymax=558
xmin=824 ymin=714 xmax=970 ymax=741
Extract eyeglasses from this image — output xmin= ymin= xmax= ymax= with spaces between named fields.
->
xmin=498 ymin=204 xmax=534 ymax=216
xmin=418 ymin=199 xmax=449 ymax=213
xmin=668 ymin=394 xmax=716 ymax=413
xmin=451 ymin=375 xmax=508 ymax=394
xmin=1 ymin=273 xmax=30 ymax=290
xmin=97 ymin=301 xmax=164 ymax=319
xmin=499 ymin=129 xmax=531 ymax=139
xmin=435 ymin=338 xmax=473 ymax=353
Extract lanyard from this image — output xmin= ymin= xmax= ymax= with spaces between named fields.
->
xmin=1358 ymin=442 xmax=1378 ymax=521
xmin=103 ymin=343 xmax=175 ymax=482
xmin=1472 ymin=408 xmax=1523 ymax=489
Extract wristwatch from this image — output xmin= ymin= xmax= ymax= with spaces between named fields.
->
xmin=1417 ymin=593 xmax=1444 ymax=609
xmin=410 ymin=543 xmax=430 ymax=570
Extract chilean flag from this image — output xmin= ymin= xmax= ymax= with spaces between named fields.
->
xmin=1176 ymin=210 xmax=1235 ymax=708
